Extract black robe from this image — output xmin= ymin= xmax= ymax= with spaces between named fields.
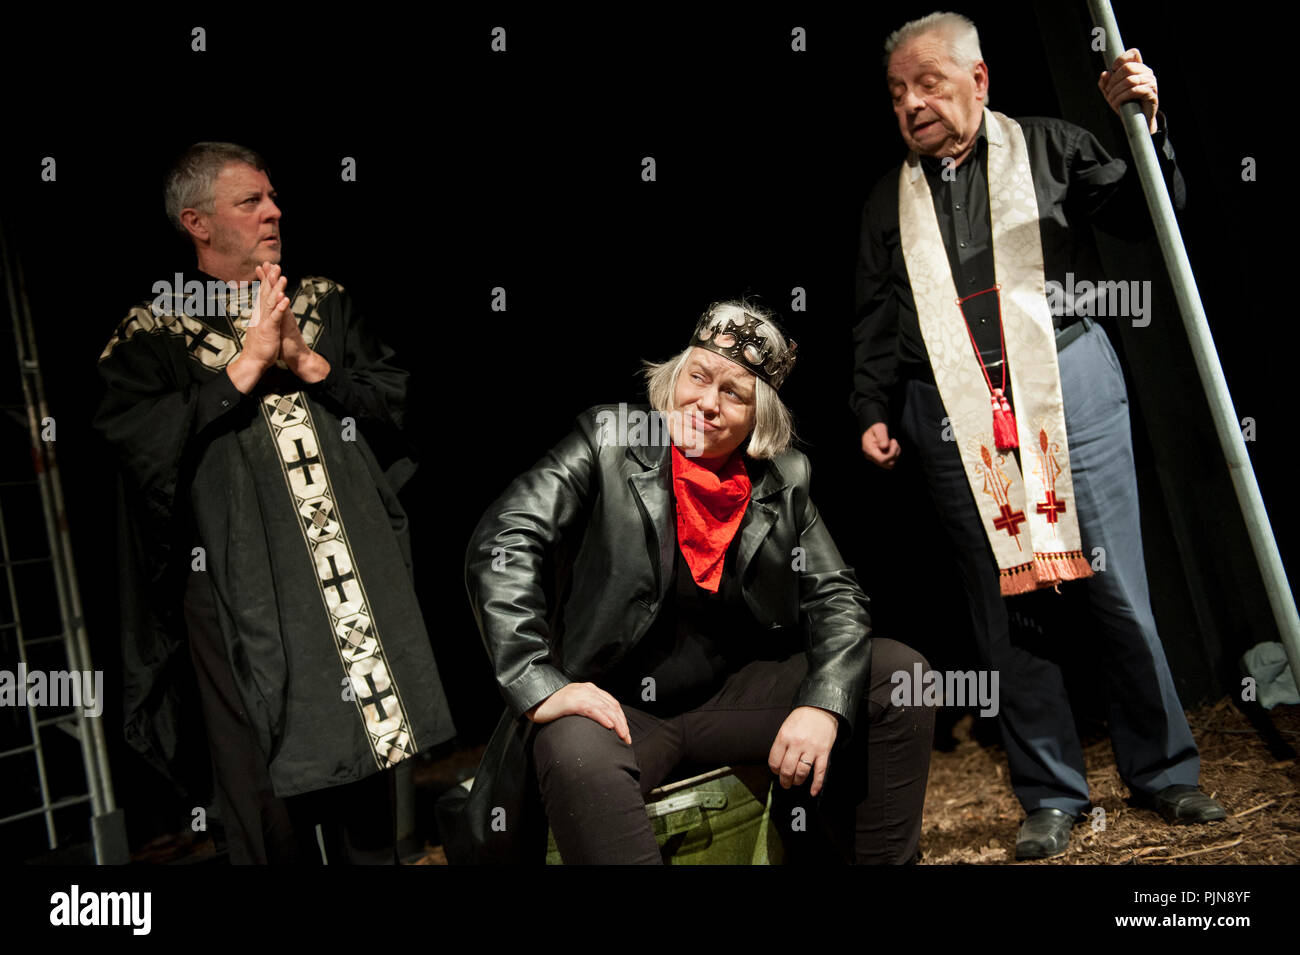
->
xmin=94 ymin=272 xmax=454 ymax=797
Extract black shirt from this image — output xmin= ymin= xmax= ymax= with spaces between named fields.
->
xmin=603 ymin=539 xmax=765 ymax=717
xmin=850 ymin=113 xmax=1184 ymax=433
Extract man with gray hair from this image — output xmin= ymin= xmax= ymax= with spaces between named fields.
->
xmin=852 ymin=12 xmax=1224 ymax=859
xmin=95 ymin=142 xmax=455 ymax=863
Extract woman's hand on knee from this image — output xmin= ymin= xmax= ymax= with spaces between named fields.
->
xmin=769 ymin=706 xmax=838 ymax=796
xmin=526 ymin=683 xmax=632 ymax=745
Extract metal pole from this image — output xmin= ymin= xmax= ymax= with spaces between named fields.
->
xmin=5 ymin=241 xmax=104 ymax=827
xmin=12 ymin=243 xmax=118 ymax=822
xmin=1 ymin=218 xmax=128 ymax=862
xmin=1086 ymin=0 xmax=1300 ymax=684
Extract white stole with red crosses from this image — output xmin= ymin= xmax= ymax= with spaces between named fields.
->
xmin=898 ymin=109 xmax=1093 ymax=596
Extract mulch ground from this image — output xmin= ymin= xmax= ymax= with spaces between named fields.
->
xmin=921 ymin=697 xmax=1300 ymax=864
xmin=128 ymin=699 xmax=1299 ymax=865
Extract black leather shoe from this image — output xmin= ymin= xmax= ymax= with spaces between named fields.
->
xmin=1015 ymin=808 xmax=1074 ymax=860
xmin=1147 ymin=785 xmax=1227 ymax=824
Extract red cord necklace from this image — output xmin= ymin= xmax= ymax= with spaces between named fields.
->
xmin=957 ymin=284 xmax=1018 ymax=451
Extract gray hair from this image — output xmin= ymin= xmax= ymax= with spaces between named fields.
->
xmin=164 ymin=142 xmax=269 ymax=238
xmin=642 ymin=301 xmax=796 ymax=460
xmin=884 ymin=11 xmax=984 ymax=71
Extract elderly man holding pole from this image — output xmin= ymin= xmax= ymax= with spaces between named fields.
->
xmin=851 ymin=11 xmax=1225 ymax=859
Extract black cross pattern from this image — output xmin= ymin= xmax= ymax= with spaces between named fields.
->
xmin=380 ymin=733 xmax=411 ymax=763
xmin=338 ymin=616 xmax=372 ymax=652
xmin=186 ymin=325 xmax=223 ymax=356
xmin=273 ymin=394 xmax=302 ymax=419
xmin=286 ymin=437 xmax=321 ymax=485
xmin=320 ymin=552 xmax=356 ymax=605
xmin=357 ymin=668 xmax=396 ymax=723
xmin=302 ymin=499 xmax=334 ymax=534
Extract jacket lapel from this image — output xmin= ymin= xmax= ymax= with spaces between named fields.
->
xmin=628 ymin=438 xmax=675 ymax=604
xmin=735 ymin=457 xmax=787 ymax=584
xmin=629 ymin=436 xmax=790 ymax=607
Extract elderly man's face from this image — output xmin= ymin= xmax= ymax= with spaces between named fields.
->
xmin=201 ymin=163 xmax=282 ymax=278
xmin=886 ymin=31 xmax=988 ymax=163
xmin=670 ymin=348 xmax=757 ymax=465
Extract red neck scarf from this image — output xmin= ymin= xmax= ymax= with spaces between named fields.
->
xmin=671 ymin=444 xmax=751 ymax=593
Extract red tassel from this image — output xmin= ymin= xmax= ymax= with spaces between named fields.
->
xmin=992 ymin=389 xmax=1018 ymax=450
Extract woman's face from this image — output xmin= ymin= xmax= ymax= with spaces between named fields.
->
xmin=671 ymin=347 xmax=756 ymax=465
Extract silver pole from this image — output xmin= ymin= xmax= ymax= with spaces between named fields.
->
xmin=1 ymin=219 xmax=127 ymax=862
xmin=1086 ymin=0 xmax=1300 ymax=684
xmin=12 ymin=245 xmax=118 ymax=823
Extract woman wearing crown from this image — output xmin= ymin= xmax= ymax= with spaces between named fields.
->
xmin=457 ymin=301 xmax=935 ymax=864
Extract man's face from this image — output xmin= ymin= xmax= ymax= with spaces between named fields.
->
xmin=886 ymin=31 xmax=987 ymax=163
xmin=670 ymin=348 xmax=757 ymax=464
xmin=200 ymin=163 xmax=282 ymax=278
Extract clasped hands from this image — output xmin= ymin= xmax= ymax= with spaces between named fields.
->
xmin=227 ymin=262 xmax=330 ymax=393
xmin=527 ymin=681 xmax=839 ymax=796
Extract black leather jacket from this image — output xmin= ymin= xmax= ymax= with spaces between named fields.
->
xmin=454 ymin=404 xmax=872 ymax=863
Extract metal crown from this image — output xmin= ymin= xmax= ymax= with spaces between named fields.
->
xmin=690 ymin=308 xmax=797 ymax=390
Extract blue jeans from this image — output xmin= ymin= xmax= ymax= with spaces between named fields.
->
xmin=899 ymin=320 xmax=1200 ymax=816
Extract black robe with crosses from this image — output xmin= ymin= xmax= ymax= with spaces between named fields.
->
xmin=94 ymin=272 xmax=454 ymax=798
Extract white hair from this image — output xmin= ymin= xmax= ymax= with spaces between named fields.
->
xmin=642 ymin=301 xmax=796 ymax=460
xmin=884 ymin=11 xmax=985 ymax=71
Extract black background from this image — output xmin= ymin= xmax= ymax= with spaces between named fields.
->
xmin=0 ymin=3 xmax=1291 ymax=859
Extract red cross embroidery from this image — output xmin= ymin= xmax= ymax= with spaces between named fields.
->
xmin=1036 ymin=491 xmax=1067 ymax=524
xmin=993 ymin=504 xmax=1027 ymax=537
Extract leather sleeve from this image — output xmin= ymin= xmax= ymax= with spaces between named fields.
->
xmin=464 ymin=415 xmax=598 ymax=716
xmin=789 ymin=455 xmax=874 ymax=732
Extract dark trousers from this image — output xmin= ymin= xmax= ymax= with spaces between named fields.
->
xmin=898 ymin=321 xmax=1200 ymax=817
xmin=183 ymin=568 xmax=398 ymax=864
xmin=531 ymin=637 xmax=934 ymax=864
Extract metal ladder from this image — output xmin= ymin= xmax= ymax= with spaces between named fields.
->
xmin=0 ymin=217 xmax=128 ymax=864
